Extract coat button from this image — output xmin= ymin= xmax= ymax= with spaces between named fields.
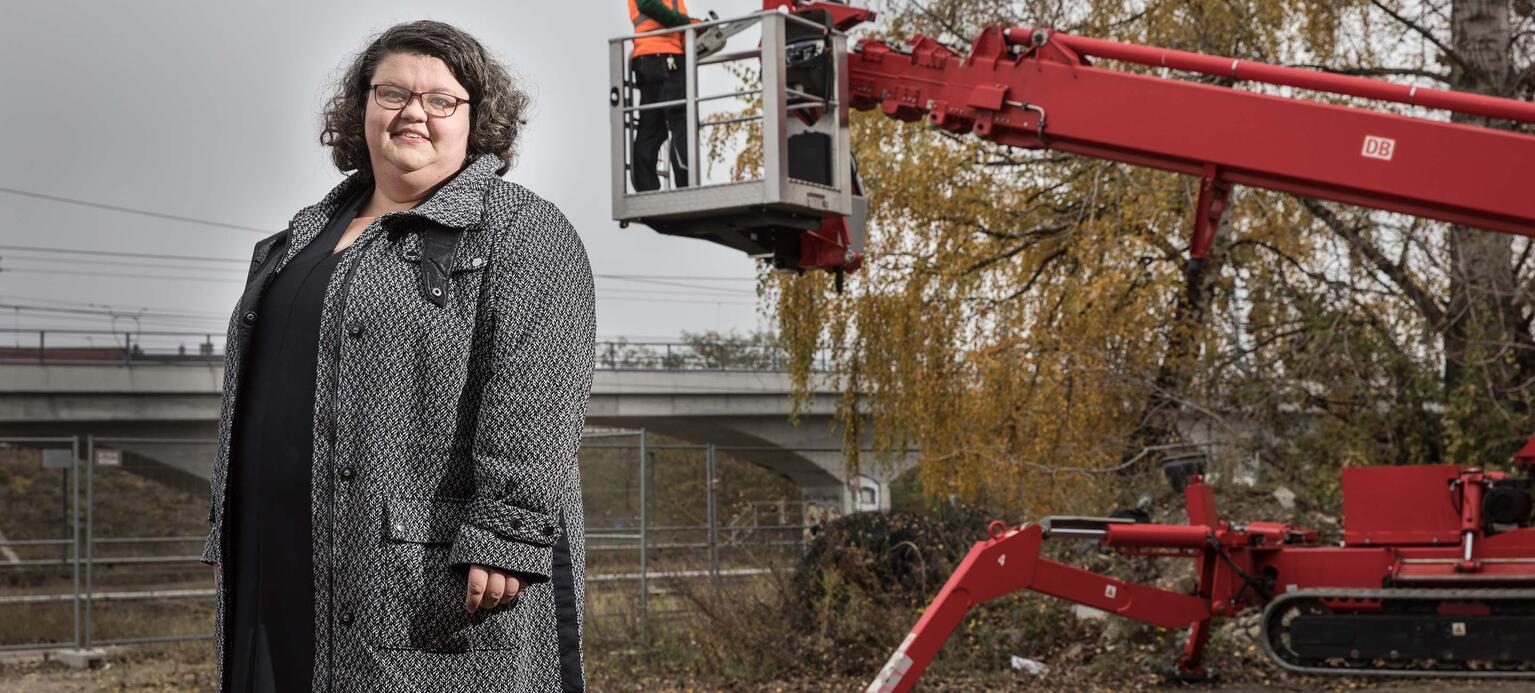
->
xmin=542 ymin=525 xmax=555 ymax=537
xmin=470 ymin=257 xmax=484 ymax=268
xmin=346 ymin=322 xmax=364 ymax=338
xmin=242 ymin=310 xmax=257 ymax=325
xmin=337 ymin=466 xmax=355 ymax=480
xmin=339 ymin=610 xmax=354 ymax=625
xmin=430 ymin=287 xmax=443 ymax=298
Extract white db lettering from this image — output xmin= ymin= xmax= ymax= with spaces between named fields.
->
xmin=1362 ymin=135 xmax=1396 ymax=161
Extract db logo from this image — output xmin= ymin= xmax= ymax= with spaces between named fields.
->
xmin=1362 ymin=135 xmax=1396 ymax=161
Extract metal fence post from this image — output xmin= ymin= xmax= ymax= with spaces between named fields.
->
xmin=706 ymin=444 xmax=718 ymax=582
xmin=638 ymin=428 xmax=648 ymax=645
xmin=685 ymin=25 xmax=699 ymax=189
xmin=84 ymin=434 xmax=94 ymax=648
xmin=71 ymin=436 xmax=81 ymax=649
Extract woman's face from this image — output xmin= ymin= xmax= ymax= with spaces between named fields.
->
xmin=364 ymin=52 xmax=472 ymax=181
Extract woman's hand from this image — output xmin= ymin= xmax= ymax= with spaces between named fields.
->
xmin=465 ymin=563 xmax=521 ymax=613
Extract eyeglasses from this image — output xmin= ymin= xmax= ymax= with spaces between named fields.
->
xmin=370 ymin=84 xmax=472 ymax=118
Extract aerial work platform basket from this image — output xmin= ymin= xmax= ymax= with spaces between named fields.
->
xmin=608 ymin=8 xmax=865 ymax=275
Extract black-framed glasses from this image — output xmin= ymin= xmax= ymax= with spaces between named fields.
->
xmin=370 ymin=84 xmax=472 ymax=118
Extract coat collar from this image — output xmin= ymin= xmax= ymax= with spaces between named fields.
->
xmin=277 ymin=153 xmax=504 ymax=270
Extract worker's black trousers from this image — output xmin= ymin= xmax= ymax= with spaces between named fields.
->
xmin=630 ymin=53 xmax=690 ymax=192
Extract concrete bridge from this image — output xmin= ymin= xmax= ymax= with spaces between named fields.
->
xmin=0 ymin=337 xmax=915 ymax=512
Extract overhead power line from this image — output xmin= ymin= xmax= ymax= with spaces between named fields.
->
xmin=597 ymin=275 xmax=756 ymax=295
xmin=0 ymin=302 xmax=224 ymax=324
xmin=0 ymin=267 xmax=243 ymax=284
xmin=0 ymin=293 xmax=230 ymax=320
xmin=598 ymin=273 xmax=759 ymax=282
xmin=0 ymin=245 xmax=770 ymax=288
xmin=0 ymin=243 xmax=248 ymax=264
xmin=2 ymin=254 xmax=244 ymax=274
xmin=0 ymin=301 xmax=226 ymax=323
xmin=596 ymin=297 xmax=756 ymax=305
xmin=0 ymin=186 xmax=276 ymax=235
xmin=0 ymin=264 xmax=765 ymax=299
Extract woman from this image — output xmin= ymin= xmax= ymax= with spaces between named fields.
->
xmin=198 ymin=20 xmax=595 ymax=692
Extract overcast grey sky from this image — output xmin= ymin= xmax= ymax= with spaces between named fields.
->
xmin=0 ymin=0 xmax=776 ymax=348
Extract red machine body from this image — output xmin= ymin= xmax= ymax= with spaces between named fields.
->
xmin=745 ymin=3 xmax=1535 ymax=686
xmin=868 ymin=465 xmax=1535 ymax=691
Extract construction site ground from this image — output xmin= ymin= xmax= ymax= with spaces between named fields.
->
xmin=2 ymin=643 xmax=1533 ymax=692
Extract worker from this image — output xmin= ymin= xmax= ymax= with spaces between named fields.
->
xmin=628 ymin=0 xmax=701 ymax=191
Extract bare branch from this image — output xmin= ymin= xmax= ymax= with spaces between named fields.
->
xmin=993 ymin=247 xmax=1069 ymax=301
xmin=1142 ymin=230 xmax=1185 ymax=264
xmin=963 ymin=224 xmax=1073 ymax=273
xmin=1284 ymin=63 xmax=1451 ymax=83
xmin=1366 ymin=0 xmax=1476 ymax=79
xmin=1296 ymin=196 xmax=1446 ymax=328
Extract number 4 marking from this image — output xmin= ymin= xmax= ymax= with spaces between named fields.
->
xmin=997 ymin=554 xmax=1006 ymax=566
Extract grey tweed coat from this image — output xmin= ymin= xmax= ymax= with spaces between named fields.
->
xmin=199 ymin=152 xmax=595 ymax=692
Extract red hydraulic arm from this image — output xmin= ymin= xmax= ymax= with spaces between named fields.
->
xmin=843 ymin=26 xmax=1535 ymax=263
xmin=866 ymin=522 xmax=1214 ymax=692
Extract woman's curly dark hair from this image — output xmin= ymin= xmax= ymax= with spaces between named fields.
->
xmin=320 ymin=20 xmax=530 ymax=177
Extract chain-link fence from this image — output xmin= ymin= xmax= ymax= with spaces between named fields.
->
xmin=0 ymin=430 xmax=837 ymax=653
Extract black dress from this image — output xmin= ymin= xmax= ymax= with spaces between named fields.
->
xmin=223 ymin=185 xmax=367 ymax=693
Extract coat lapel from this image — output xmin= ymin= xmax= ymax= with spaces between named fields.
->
xmin=273 ymin=153 xmax=503 ymax=275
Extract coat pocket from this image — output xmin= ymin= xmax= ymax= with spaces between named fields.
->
xmin=370 ymin=495 xmax=518 ymax=652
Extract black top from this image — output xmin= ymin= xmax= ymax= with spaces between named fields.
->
xmin=224 ymin=184 xmax=367 ymax=693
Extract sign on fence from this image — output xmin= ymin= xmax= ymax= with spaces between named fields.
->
xmin=42 ymin=448 xmax=73 ymax=469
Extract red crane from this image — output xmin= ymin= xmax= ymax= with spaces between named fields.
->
xmin=825 ymin=9 xmax=1535 ymax=687
xmin=615 ymin=1 xmax=1535 ymax=686
xmin=830 ymin=13 xmax=1535 ymax=686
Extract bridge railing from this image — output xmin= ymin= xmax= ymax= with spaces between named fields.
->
xmin=0 ymin=329 xmax=225 ymax=366
xmin=595 ymin=338 xmax=836 ymax=372
xmin=0 ymin=329 xmax=837 ymax=372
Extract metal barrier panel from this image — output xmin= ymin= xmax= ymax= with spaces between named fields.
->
xmin=578 ymin=429 xmax=649 ymax=644
xmin=0 ymin=431 xmax=837 ymax=655
xmin=84 ymin=436 xmax=216 ymax=647
xmin=0 ymin=438 xmax=81 ymax=652
xmin=579 ymin=431 xmax=817 ymax=645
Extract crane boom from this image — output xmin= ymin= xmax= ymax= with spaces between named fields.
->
xmin=846 ymin=26 xmax=1535 ymax=256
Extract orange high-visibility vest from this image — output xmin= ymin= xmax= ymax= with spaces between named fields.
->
xmin=629 ymin=0 xmax=689 ymax=57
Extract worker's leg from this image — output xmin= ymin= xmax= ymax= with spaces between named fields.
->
xmin=629 ymin=55 xmax=668 ymax=192
xmin=660 ymin=54 xmax=690 ymax=188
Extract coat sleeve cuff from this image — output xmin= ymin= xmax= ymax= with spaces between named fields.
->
xmin=447 ymin=522 xmax=553 ymax=583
